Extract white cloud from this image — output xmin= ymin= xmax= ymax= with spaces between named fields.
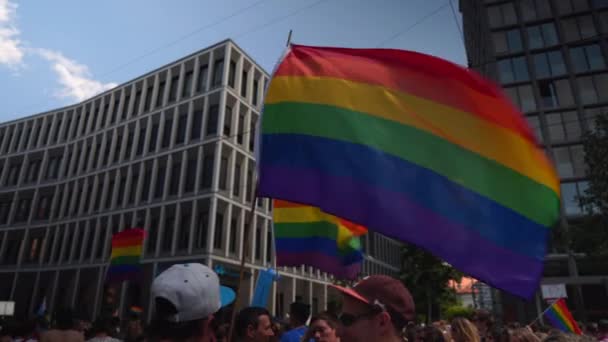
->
xmin=35 ymin=48 xmax=117 ymax=102
xmin=0 ymin=0 xmax=24 ymax=68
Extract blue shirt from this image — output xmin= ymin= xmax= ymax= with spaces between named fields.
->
xmin=280 ymin=326 xmax=308 ymax=342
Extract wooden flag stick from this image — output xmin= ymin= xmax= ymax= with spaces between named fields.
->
xmin=227 ymin=188 xmax=259 ymax=341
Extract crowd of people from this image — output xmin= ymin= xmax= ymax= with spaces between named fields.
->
xmin=0 ymin=263 xmax=607 ymax=342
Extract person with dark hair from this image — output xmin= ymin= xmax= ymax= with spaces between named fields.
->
xmin=302 ymin=312 xmax=340 ymax=342
xmin=471 ymin=310 xmax=494 ymax=342
xmin=147 ymin=263 xmax=235 ymax=342
xmin=86 ymin=317 xmax=120 ymax=342
xmin=40 ymin=308 xmax=84 ymax=342
xmin=333 ymin=275 xmax=416 ymax=342
xmin=280 ymin=302 xmax=310 ymax=342
xmin=421 ymin=326 xmax=445 ymax=342
xmin=234 ymin=307 xmax=274 ymax=342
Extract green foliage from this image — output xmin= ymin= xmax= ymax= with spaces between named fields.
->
xmin=399 ymin=243 xmax=463 ymax=322
xmin=443 ymin=305 xmax=474 ymax=321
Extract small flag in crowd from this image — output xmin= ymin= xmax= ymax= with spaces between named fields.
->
xmin=544 ymin=299 xmax=582 ymax=335
xmin=107 ymin=228 xmax=146 ymax=283
xmin=257 ymin=44 xmax=561 ymax=298
xmin=273 ymin=200 xmax=367 ymax=279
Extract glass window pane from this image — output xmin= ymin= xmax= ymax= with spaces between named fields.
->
xmin=513 ymin=57 xmax=529 ymax=81
xmin=562 ymin=18 xmax=581 ymax=42
xmin=546 ymin=113 xmax=565 ymax=142
xmin=560 ymin=182 xmax=581 ymax=215
xmin=555 ymin=79 xmax=574 ymax=106
xmin=488 ymin=6 xmax=502 ymax=28
xmin=539 ymin=80 xmax=558 ymax=108
xmin=542 ymin=23 xmax=558 ymax=46
xmin=586 ymin=45 xmax=605 ymax=70
xmin=498 ymin=59 xmax=514 ymax=83
xmin=503 ymin=87 xmax=519 ymax=107
xmin=527 ymin=26 xmax=543 ymax=49
xmin=522 ymin=0 xmax=537 ymax=21
xmin=554 ymin=147 xmax=574 ymax=177
xmin=573 ymin=0 xmax=590 ymax=11
xmin=600 ymin=11 xmax=608 ymax=33
xmin=548 ymin=51 xmax=566 ymax=76
xmin=493 ymin=32 xmax=508 ymax=54
xmin=506 ymin=29 xmax=523 ymax=52
xmin=536 ymin=0 xmax=552 ymax=18
xmin=562 ymin=111 xmax=582 ymax=140
xmin=555 ymin=0 xmax=573 ymax=14
xmin=570 ymin=145 xmax=586 ymax=177
xmin=519 ymin=85 xmax=537 ymax=112
xmin=570 ymin=47 xmax=589 ymax=72
xmin=579 ymin=16 xmax=596 ymax=39
xmin=594 ymin=0 xmax=608 ymax=8
xmin=503 ymin=3 xmax=517 ymax=25
xmin=595 ymin=74 xmax=608 ymax=102
xmin=534 ymin=54 xmax=550 ymax=78
xmin=578 ymin=76 xmax=598 ymax=104
xmin=526 ymin=115 xmax=544 ymax=142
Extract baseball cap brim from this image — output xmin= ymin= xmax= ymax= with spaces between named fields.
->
xmin=330 ymin=284 xmax=369 ymax=304
xmin=220 ymin=286 xmax=236 ymax=307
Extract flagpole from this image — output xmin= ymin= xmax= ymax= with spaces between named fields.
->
xmin=528 ymin=298 xmax=558 ymax=327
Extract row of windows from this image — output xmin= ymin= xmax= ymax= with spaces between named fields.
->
xmin=0 ymin=143 xmax=266 ymax=227
xmin=0 ymin=197 xmax=271 ymax=267
xmin=488 ymin=0 xmax=608 ymax=29
xmin=0 ymin=95 xmax=259 ymax=190
xmin=0 ymin=45 xmax=267 ymax=158
xmin=361 ymin=233 xmax=401 ymax=267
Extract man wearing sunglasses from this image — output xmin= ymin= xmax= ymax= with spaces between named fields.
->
xmin=333 ymin=275 xmax=415 ymax=342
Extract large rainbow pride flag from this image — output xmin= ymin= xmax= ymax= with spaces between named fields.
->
xmin=107 ymin=228 xmax=145 ymax=283
xmin=257 ymin=44 xmax=561 ymax=298
xmin=273 ymin=199 xmax=367 ymax=279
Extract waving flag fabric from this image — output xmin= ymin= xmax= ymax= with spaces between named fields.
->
xmin=107 ymin=228 xmax=145 ymax=283
xmin=273 ymin=200 xmax=367 ymax=279
xmin=544 ymin=299 xmax=582 ymax=335
xmin=257 ymin=44 xmax=561 ymax=298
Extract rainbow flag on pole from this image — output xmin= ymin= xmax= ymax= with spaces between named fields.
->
xmin=257 ymin=44 xmax=561 ymax=298
xmin=273 ymin=200 xmax=367 ymax=279
xmin=544 ymin=299 xmax=582 ymax=335
xmin=107 ymin=228 xmax=145 ymax=283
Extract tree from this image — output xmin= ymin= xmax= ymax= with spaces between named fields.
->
xmin=400 ymin=243 xmax=462 ymax=323
xmin=571 ymin=115 xmax=608 ymax=256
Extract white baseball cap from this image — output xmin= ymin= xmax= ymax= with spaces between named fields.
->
xmin=151 ymin=263 xmax=236 ymax=322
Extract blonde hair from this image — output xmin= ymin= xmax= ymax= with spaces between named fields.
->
xmin=451 ymin=318 xmax=480 ymax=342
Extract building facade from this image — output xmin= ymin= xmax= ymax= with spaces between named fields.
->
xmin=459 ymin=0 xmax=608 ymax=322
xmin=0 ymin=39 xmax=402 ymax=321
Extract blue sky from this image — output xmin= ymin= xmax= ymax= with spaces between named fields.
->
xmin=0 ymin=0 xmax=465 ymax=123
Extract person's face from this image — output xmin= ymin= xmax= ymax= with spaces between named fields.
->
xmin=338 ymin=296 xmax=390 ymax=342
xmin=310 ymin=319 xmax=338 ymax=342
xmin=248 ymin=314 xmax=274 ymax=342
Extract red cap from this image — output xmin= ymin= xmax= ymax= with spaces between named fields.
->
xmin=332 ymin=275 xmax=415 ymax=325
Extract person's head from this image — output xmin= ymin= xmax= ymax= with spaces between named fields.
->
xmin=421 ymin=326 xmax=446 ymax=342
xmin=148 ymin=263 xmax=236 ymax=341
xmin=54 ymin=307 xmax=76 ymax=330
xmin=333 ymin=275 xmax=415 ymax=342
xmin=510 ymin=327 xmax=540 ymax=342
xmin=450 ymin=317 xmax=480 ymax=342
xmin=92 ymin=317 xmax=114 ymax=337
xmin=288 ymin=302 xmax=310 ymax=327
xmin=471 ymin=309 xmax=494 ymax=336
xmin=234 ymin=306 xmax=274 ymax=342
xmin=308 ymin=312 xmax=340 ymax=342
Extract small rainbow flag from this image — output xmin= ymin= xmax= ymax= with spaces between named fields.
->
xmin=544 ymin=298 xmax=582 ymax=335
xmin=107 ymin=228 xmax=145 ymax=283
xmin=273 ymin=199 xmax=367 ymax=279
xmin=257 ymin=44 xmax=561 ymax=298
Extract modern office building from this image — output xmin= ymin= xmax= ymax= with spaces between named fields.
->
xmin=459 ymin=0 xmax=608 ymax=321
xmin=0 ymin=39 xmax=402 ymax=321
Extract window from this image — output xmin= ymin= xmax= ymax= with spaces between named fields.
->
xmin=527 ymin=23 xmax=558 ymax=49
xmin=252 ymin=80 xmax=259 ymax=106
xmin=493 ymin=29 xmax=523 ymax=54
xmin=254 ymin=226 xmax=261 ymax=260
xmin=179 ymin=210 xmax=192 ymax=251
xmin=594 ymin=0 xmax=608 ymax=8
xmin=149 ymin=122 xmax=159 ymax=152
xmin=27 ymin=160 xmax=41 ymax=183
xmin=553 ymin=145 xmax=585 ymax=178
xmin=197 ymin=64 xmax=208 ymax=92
xmin=498 ymin=57 xmax=529 ymax=83
xmin=562 ymin=15 xmax=596 ymax=42
xmin=201 ymin=153 xmax=214 ymax=190
xmin=15 ymin=197 xmax=32 ymax=222
xmin=183 ymin=71 xmax=193 ymax=98
xmin=117 ymin=174 xmax=127 ymax=207
xmin=521 ymin=0 xmax=552 ymax=22
xmin=241 ymin=70 xmax=248 ymax=97
xmin=157 ymin=81 xmax=166 ymax=107
xmin=546 ymin=111 xmax=582 ymax=143
xmin=570 ymin=44 xmax=605 ymax=73
xmin=126 ymin=129 xmax=134 ymax=159
xmin=555 ymin=0 xmax=589 ymax=14
xmin=169 ymin=76 xmax=179 ymax=102
xmin=249 ymin=117 xmax=257 ymax=151
xmin=526 ymin=115 xmax=544 ymax=143
xmin=185 ymin=157 xmax=197 ymax=192
xmin=162 ymin=215 xmax=174 ymax=252
xmin=133 ymin=90 xmax=142 ymax=115
xmin=129 ymin=168 xmax=139 ymax=204
xmin=237 ymin=113 xmax=245 ymax=145
xmin=206 ymin=105 xmax=219 ymax=135
xmin=234 ymin=163 xmax=241 ymax=197
xmin=503 ymin=84 xmax=536 ymax=112
xmin=162 ymin=115 xmax=173 ymax=149
xmin=122 ymin=94 xmax=131 ymax=120
xmin=487 ymin=3 xmax=517 ymax=28
xmin=561 ymin=181 xmax=588 ymax=216
xmin=214 ymin=213 xmax=224 ymax=249
xmin=538 ymin=79 xmax=574 ymax=108
xmin=142 ymin=163 xmax=152 ymax=201
xmin=114 ymin=134 xmax=122 ymax=163
xmin=228 ymin=60 xmax=236 ymax=88
xmin=533 ymin=51 xmax=566 ymax=78
xmin=219 ymin=157 xmax=228 ymax=190
xmin=136 ymin=125 xmax=146 ymax=156
xmin=176 ymin=113 xmax=187 ymax=145
xmin=191 ymin=108 xmax=203 ymax=140
xmin=213 ymin=59 xmax=224 ymax=86
xmin=230 ymin=217 xmax=237 ymax=254
xmin=224 ymin=106 xmax=232 ymax=136
xmin=111 ymin=98 xmax=119 ymax=124
xmin=577 ymin=74 xmax=608 ymax=104
xmin=195 ymin=210 xmax=208 ymax=250
xmin=246 ymin=169 xmax=253 ymax=202
xmin=170 ymin=160 xmax=181 ymax=196
xmin=155 ymin=164 xmax=166 ymax=199
xmin=106 ymin=179 xmax=115 ymax=209
xmin=144 ymin=86 xmax=153 ymax=111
